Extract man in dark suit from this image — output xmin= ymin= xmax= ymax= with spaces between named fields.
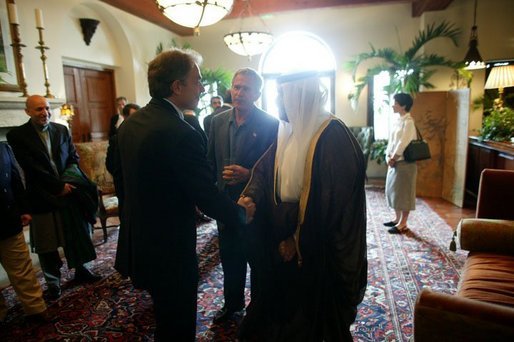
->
xmin=7 ymin=95 xmax=100 ymax=301
xmin=108 ymin=96 xmax=127 ymax=138
xmin=114 ymin=49 xmax=253 ymax=341
xmin=203 ymin=94 xmax=232 ymax=139
xmin=207 ymin=68 xmax=279 ymax=323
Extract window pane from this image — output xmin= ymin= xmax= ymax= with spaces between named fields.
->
xmin=260 ymin=31 xmax=336 ymax=114
xmin=373 ymin=71 xmax=394 ymax=140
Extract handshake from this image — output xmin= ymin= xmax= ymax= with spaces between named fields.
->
xmin=237 ymin=195 xmax=255 ymax=224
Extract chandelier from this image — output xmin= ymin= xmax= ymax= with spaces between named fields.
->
xmin=224 ymin=0 xmax=273 ymax=58
xmin=156 ymin=0 xmax=234 ymax=35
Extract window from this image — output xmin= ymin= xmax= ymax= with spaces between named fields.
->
xmin=372 ymin=71 xmax=394 ymax=140
xmin=259 ymin=31 xmax=336 ymax=117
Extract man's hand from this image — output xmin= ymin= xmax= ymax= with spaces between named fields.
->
xmin=279 ymin=236 xmax=297 ymax=262
xmin=58 ymin=183 xmax=76 ymax=196
xmin=237 ymin=196 xmax=255 ymax=224
xmin=223 ymin=164 xmax=250 ymax=185
xmin=20 ymin=214 xmax=32 ymax=226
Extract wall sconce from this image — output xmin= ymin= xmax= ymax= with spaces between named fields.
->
xmin=79 ymin=18 xmax=100 ymax=46
xmin=60 ymin=103 xmax=75 ymax=133
xmin=484 ymin=64 xmax=514 ymax=109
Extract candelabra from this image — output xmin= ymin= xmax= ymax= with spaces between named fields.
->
xmin=35 ymin=27 xmax=54 ymax=98
xmin=9 ymin=22 xmax=28 ymax=97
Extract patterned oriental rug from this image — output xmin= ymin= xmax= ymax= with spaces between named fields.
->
xmin=0 ymin=187 xmax=466 ymax=341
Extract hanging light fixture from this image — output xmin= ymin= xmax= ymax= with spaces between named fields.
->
xmin=224 ymin=0 xmax=273 ymax=58
xmin=156 ymin=0 xmax=234 ymax=35
xmin=463 ymin=0 xmax=485 ymax=70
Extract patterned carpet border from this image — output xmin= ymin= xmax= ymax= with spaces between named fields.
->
xmin=0 ymin=187 xmax=467 ymax=341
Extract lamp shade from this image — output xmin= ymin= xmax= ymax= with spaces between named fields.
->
xmin=224 ymin=31 xmax=273 ymax=57
xmin=463 ymin=31 xmax=485 ymax=70
xmin=156 ymin=0 xmax=233 ymax=29
xmin=485 ymin=65 xmax=514 ymax=90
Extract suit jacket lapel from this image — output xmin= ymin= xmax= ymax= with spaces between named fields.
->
xmin=24 ymin=121 xmax=49 ymax=158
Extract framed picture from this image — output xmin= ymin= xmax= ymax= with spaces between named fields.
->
xmin=0 ymin=0 xmax=23 ymax=92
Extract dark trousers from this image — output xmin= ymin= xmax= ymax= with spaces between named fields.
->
xmin=38 ymin=250 xmax=88 ymax=287
xmin=38 ymin=251 xmax=63 ymax=287
xmin=149 ymin=275 xmax=198 ymax=341
xmin=218 ymin=224 xmax=247 ymax=311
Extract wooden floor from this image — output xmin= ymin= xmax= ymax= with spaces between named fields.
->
xmin=422 ymin=196 xmax=475 ymax=229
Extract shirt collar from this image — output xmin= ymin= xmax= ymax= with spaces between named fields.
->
xmin=30 ymin=119 xmax=49 ymax=132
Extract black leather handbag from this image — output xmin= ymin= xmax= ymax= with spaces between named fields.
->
xmin=403 ymin=126 xmax=431 ymax=162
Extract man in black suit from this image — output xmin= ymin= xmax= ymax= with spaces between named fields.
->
xmin=207 ymin=68 xmax=279 ymax=323
xmin=114 ymin=49 xmax=253 ymax=341
xmin=108 ymin=96 xmax=127 ymax=138
xmin=7 ymin=95 xmax=101 ymax=301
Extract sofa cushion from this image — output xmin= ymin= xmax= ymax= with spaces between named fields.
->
xmin=75 ymin=141 xmax=115 ymax=193
xmin=458 ymin=252 xmax=514 ymax=308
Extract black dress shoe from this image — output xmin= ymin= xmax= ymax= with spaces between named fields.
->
xmin=74 ymin=268 xmax=102 ymax=283
xmin=213 ymin=306 xmax=244 ymax=324
xmin=383 ymin=221 xmax=398 ymax=227
xmin=388 ymin=225 xmax=407 ymax=234
xmin=26 ymin=310 xmax=51 ymax=324
xmin=46 ymin=285 xmax=61 ymax=300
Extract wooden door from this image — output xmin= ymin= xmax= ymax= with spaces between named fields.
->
xmin=63 ymin=66 xmax=116 ymax=142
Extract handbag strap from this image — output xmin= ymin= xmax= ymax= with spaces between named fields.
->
xmin=413 ymin=124 xmax=423 ymax=140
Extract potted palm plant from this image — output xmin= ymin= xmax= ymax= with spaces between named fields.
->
xmin=346 ymin=21 xmax=466 ymax=102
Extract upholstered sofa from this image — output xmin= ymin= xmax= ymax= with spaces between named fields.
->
xmin=348 ymin=126 xmax=373 ymax=169
xmin=414 ymin=169 xmax=514 ymax=340
xmin=75 ymin=141 xmax=118 ymax=242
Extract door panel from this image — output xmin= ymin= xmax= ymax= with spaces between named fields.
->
xmin=63 ymin=66 xmax=116 ymax=142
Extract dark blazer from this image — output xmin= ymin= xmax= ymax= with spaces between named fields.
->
xmin=7 ymin=121 xmax=79 ymax=214
xmin=114 ymin=97 xmax=243 ymax=290
xmin=203 ymin=104 xmax=232 ymax=139
xmin=207 ymin=106 xmax=279 ymax=200
xmin=0 ymin=142 xmax=28 ymax=240
xmin=184 ymin=114 xmax=208 ymax=150
xmin=108 ymin=113 xmax=120 ymax=138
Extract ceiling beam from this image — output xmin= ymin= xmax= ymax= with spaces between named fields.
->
xmin=100 ymin=0 xmax=455 ymax=36
xmin=412 ymin=0 xmax=454 ymax=17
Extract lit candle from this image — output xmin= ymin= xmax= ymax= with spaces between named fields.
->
xmin=35 ymin=9 xmax=44 ymax=29
xmin=8 ymin=3 xmax=19 ymax=24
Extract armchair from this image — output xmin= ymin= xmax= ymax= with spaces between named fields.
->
xmin=75 ymin=141 xmax=118 ymax=242
xmin=414 ymin=169 xmax=514 ymax=341
xmin=348 ymin=126 xmax=374 ymax=170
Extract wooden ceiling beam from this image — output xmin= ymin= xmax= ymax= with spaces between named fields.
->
xmin=100 ymin=0 xmax=455 ymax=36
xmin=412 ymin=0 xmax=454 ymax=17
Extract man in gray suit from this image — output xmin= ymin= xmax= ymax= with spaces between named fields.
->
xmin=114 ymin=49 xmax=253 ymax=341
xmin=207 ymin=68 xmax=278 ymax=323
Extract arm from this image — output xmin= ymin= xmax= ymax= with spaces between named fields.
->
xmin=174 ymin=129 xmax=246 ymax=227
xmin=391 ymin=118 xmax=417 ymax=159
xmin=458 ymin=218 xmax=514 ymax=254
xmin=414 ymin=288 xmax=514 ymax=341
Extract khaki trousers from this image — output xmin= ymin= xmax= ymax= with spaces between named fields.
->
xmin=0 ymin=231 xmax=47 ymax=320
